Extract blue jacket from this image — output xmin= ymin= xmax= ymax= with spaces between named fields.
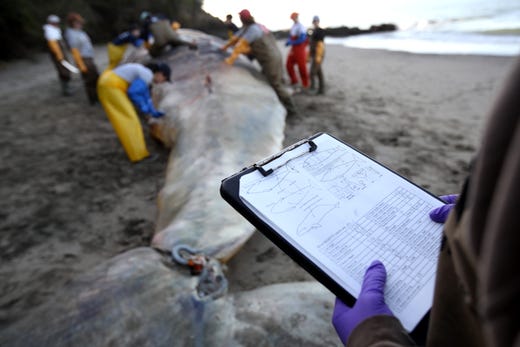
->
xmin=112 ymin=31 xmax=144 ymax=47
xmin=286 ymin=33 xmax=307 ymax=46
xmin=127 ymin=78 xmax=164 ymax=117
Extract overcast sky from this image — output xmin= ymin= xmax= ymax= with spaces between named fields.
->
xmin=202 ymin=0 xmax=414 ymax=31
xmin=202 ymin=0 xmax=515 ymax=32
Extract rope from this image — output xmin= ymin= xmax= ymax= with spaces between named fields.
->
xmin=171 ymin=243 xmax=228 ymax=300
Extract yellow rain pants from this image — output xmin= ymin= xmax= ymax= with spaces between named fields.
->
xmin=97 ymin=70 xmax=150 ymax=162
xmin=106 ymin=42 xmax=127 ymax=70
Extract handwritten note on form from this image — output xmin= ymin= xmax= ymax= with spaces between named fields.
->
xmin=239 ymin=133 xmax=444 ymax=331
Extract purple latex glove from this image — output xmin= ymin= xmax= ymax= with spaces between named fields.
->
xmin=429 ymin=194 xmax=458 ymax=223
xmin=332 ymin=260 xmax=394 ymax=345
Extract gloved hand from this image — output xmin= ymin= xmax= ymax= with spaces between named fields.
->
xmin=429 ymin=194 xmax=458 ymax=223
xmin=332 ymin=260 xmax=393 ymax=345
xmin=151 ymin=110 xmax=165 ymax=118
xmin=147 ymin=116 xmax=163 ymax=126
xmin=285 ymin=39 xmax=292 ymax=46
xmin=224 ymin=56 xmax=234 ymax=65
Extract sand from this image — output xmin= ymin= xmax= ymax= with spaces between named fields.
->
xmin=0 ymin=41 xmax=516 ymax=332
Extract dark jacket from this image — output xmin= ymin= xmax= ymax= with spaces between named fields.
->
xmin=347 ymin=57 xmax=520 ymax=347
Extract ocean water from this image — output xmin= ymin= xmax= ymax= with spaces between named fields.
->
xmin=204 ymin=0 xmax=520 ymax=56
xmin=325 ymin=0 xmax=520 ymax=56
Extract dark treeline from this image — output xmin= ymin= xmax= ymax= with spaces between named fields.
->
xmin=273 ymin=23 xmax=398 ymax=40
xmin=0 ymin=0 xmax=227 ymax=61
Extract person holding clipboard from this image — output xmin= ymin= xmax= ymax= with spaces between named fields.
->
xmin=331 ymin=58 xmax=520 ymax=346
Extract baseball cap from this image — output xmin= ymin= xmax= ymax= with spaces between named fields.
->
xmin=66 ymin=12 xmax=84 ymax=26
xmin=239 ymin=9 xmax=252 ymax=21
xmin=47 ymin=14 xmax=60 ymax=24
xmin=156 ymin=63 xmax=171 ymax=81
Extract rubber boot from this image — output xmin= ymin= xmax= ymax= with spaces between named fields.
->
xmin=317 ymin=74 xmax=325 ymax=95
xmin=61 ymin=80 xmax=73 ymax=96
xmin=284 ymin=98 xmax=299 ymax=117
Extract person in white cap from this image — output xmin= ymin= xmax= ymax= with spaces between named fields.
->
xmin=43 ymin=14 xmax=74 ymax=96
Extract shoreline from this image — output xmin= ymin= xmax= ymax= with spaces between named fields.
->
xmin=325 ymin=30 xmax=520 ymax=57
xmin=327 ymin=41 xmax=520 ymax=57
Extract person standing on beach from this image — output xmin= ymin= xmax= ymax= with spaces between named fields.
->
xmin=285 ymin=12 xmax=310 ymax=90
xmin=224 ymin=14 xmax=239 ymax=39
xmin=309 ymin=16 xmax=325 ymax=94
xmin=64 ymin=12 xmax=100 ymax=105
xmin=221 ymin=9 xmax=298 ymax=116
xmin=43 ymin=14 xmax=73 ymax=96
xmin=331 ymin=58 xmax=520 ymax=347
xmin=97 ymin=63 xmax=168 ymax=163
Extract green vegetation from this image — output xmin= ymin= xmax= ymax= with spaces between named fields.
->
xmin=0 ymin=0 xmax=226 ymax=60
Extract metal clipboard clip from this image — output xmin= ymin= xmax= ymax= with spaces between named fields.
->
xmin=254 ymin=139 xmax=318 ymax=177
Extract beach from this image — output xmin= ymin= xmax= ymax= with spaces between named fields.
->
xmin=227 ymin=44 xmax=517 ymax=289
xmin=0 ymin=41 xmax=516 ymax=334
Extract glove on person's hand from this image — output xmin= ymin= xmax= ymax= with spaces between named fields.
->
xmin=151 ymin=110 xmax=165 ymax=118
xmin=224 ymin=56 xmax=233 ymax=65
xmin=285 ymin=40 xmax=291 ymax=46
xmin=429 ymin=194 xmax=458 ymax=223
xmin=332 ymin=260 xmax=393 ymax=345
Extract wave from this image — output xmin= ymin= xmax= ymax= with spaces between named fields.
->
xmin=399 ymin=5 xmax=520 ymax=34
xmin=326 ymin=30 xmax=520 ymax=57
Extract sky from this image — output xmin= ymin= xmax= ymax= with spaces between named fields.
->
xmin=202 ymin=0 xmax=520 ymax=32
xmin=201 ymin=0 xmax=447 ymax=31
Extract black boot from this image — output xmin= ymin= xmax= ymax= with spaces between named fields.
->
xmin=60 ymin=80 xmax=73 ymax=96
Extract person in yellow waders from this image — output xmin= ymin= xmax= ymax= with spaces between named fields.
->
xmin=97 ymin=63 xmax=169 ymax=162
xmin=107 ymin=24 xmax=145 ymax=70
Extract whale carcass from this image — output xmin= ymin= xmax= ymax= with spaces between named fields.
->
xmin=0 ymin=248 xmax=337 ymax=346
xmin=150 ymin=29 xmax=287 ymax=262
xmin=0 ymin=30 xmax=339 ymax=346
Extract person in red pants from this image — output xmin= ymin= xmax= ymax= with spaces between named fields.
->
xmin=285 ymin=12 xmax=309 ymax=89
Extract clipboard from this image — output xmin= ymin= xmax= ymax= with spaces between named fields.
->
xmin=220 ymin=132 xmax=443 ymax=340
